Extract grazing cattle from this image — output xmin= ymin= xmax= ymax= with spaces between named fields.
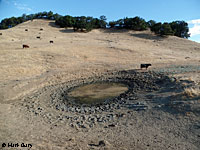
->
xmin=23 ymin=44 xmax=29 ymax=48
xmin=36 ymin=36 xmax=40 ymax=39
xmin=40 ymin=28 xmax=43 ymax=31
xmin=25 ymin=29 xmax=28 ymax=31
xmin=0 ymin=33 xmax=2 ymax=35
xmin=140 ymin=64 xmax=152 ymax=69
xmin=50 ymin=40 xmax=53 ymax=43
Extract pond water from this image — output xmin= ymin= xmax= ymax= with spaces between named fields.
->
xmin=68 ymin=82 xmax=128 ymax=105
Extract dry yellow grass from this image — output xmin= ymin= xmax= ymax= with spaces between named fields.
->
xmin=182 ymin=86 xmax=200 ymax=98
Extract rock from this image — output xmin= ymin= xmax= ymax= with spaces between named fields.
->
xmin=79 ymin=124 xmax=86 ymax=128
xmin=73 ymin=116 xmax=79 ymax=121
xmin=128 ymin=97 xmax=135 ymax=100
xmin=116 ymin=104 xmax=120 ymax=109
xmin=101 ymin=117 xmax=106 ymax=122
xmin=71 ymin=107 xmax=75 ymax=112
xmin=97 ymin=118 xmax=103 ymax=122
xmin=126 ymin=103 xmax=148 ymax=111
xmin=55 ymin=105 xmax=60 ymax=110
xmin=80 ymin=107 xmax=85 ymax=113
xmin=88 ymin=140 xmax=106 ymax=147
xmin=120 ymin=98 xmax=125 ymax=101
xmin=115 ymin=113 xmax=124 ymax=118
xmin=170 ymin=77 xmax=176 ymax=82
xmin=155 ymin=105 xmax=162 ymax=108
xmin=80 ymin=115 xmax=86 ymax=120
xmin=98 ymin=140 xmax=106 ymax=146
xmin=90 ymin=107 xmax=95 ymax=113
xmin=70 ymin=123 xmax=74 ymax=128
xmin=65 ymin=116 xmax=69 ymax=119
xmin=95 ymin=107 xmax=100 ymax=111
xmin=108 ymin=124 xmax=116 ymax=127
xmin=84 ymin=107 xmax=90 ymax=113
xmin=89 ymin=123 xmax=93 ymax=128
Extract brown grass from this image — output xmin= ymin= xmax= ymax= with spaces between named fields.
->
xmin=182 ymin=86 xmax=200 ymax=98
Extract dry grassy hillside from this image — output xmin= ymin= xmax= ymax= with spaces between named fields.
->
xmin=0 ymin=19 xmax=200 ymax=101
xmin=0 ymin=19 xmax=200 ymax=150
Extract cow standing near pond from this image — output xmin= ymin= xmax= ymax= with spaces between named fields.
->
xmin=140 ymin=64 xmax=152 ymax=70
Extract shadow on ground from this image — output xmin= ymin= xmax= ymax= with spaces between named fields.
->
xmin=130 ymin=33 xmax=164 ymax=41
xmin=59 ymin=29 xmax=75 ymax=33
xmin=102 ymin=28 xmax=130 ymax=33
xmin=48 ymin=22 xmax=74 ymax=33
xmin=48 ymin=22 xmax=60 ymax=28
xmin=149 ymin=83 xmax=200 ymax=115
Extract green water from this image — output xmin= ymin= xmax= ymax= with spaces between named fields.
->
xmin=68 ymin=82 xmax=128 ymax=105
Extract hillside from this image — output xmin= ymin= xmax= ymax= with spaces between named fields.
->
xmin=0 ymin=19 xmax=200 ymax=150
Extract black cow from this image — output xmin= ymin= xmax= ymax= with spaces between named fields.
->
xmin=50 ymin=40 xmax=54 ymax=43
xmin=23 ymin=44 xmax=29 ymax=48
xmin=0 ymin=33 xmax=2 ymax=35
xmin=140 ymin=64 xmax=152 ymax=69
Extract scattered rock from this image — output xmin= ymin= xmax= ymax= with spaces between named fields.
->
xmin=88 ymin=140 xmax=106 ymax=147
xmin=108 ymin=124 xmax=116 ymax=127
xmin=20 ymin=70 xmax=177 ymax=127
xmin=98 ymin=140 xmax=106 ymax=146
xmin=126 ymin=103 xmax=148 ymax=111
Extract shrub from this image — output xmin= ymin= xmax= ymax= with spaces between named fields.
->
xmin=124 ymin=17 xmax=147 ymax=31
xmin=109 ymin=21 xmax=117 ymax=28
xmin=147 ymin=20 xmax=156 ymax=28
xmin=170 ymin=21 xmax=190 ymax=38
xmin=160 ymin=23 xmax=174 ymax=36
xmin=151 ymin=22 xmax=162 ymax=34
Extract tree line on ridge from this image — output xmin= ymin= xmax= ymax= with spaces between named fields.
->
xmin=0 ymin=11 xmax=190 ymax=38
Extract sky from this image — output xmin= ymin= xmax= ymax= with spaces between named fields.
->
xmin=0 ymin=0 xmax=200 ymax=43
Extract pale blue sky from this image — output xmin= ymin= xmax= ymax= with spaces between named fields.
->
xmin=0 ymin=0 xmax=200 ymax=43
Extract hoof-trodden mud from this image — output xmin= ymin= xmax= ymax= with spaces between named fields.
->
xmin=11 ymin=70 xmax=199 ymax=150
xmin=18 ymin=70 xmax=177 ymax=127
